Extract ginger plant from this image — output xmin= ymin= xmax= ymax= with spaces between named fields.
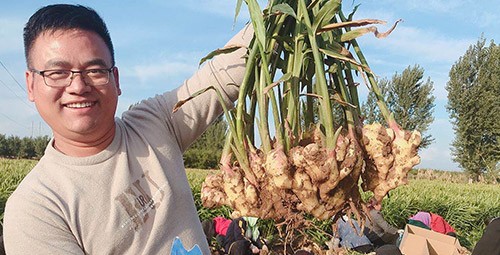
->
xmin=185 ymin=0 xmax=422 ymax=250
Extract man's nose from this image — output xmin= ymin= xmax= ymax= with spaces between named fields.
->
xmin=66 ymin=72 xmax=91 ymax=93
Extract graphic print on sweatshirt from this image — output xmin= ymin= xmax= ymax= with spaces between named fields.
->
xmin=114 ymin=170 xmax=167 ymax=230
xmin=171 ymin=237 xmax=202 ymax=255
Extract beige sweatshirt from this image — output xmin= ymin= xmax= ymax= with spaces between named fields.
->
xmin=3 ymin=27 xmax=252 ymax=255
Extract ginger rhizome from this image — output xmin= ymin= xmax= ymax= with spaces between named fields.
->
xmin=190 ymin=0 xmax=422 ymax=251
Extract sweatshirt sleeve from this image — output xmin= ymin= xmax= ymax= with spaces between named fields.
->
xmin=3 ymin=188 xmax=85 ymax=255
xmin=124 ymin=25 xmax=253 ymax=152
xmin=162 ymin=25 xmax=253 ymax=151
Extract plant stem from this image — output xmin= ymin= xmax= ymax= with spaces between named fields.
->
xmin=339 ymin=10 xmax=393 ymax=124
xmin=298 ymin=0 xmax=336 ymax=149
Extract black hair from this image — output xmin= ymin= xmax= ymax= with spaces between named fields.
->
xmin=24 ymin=4 xmax=115 ymax=66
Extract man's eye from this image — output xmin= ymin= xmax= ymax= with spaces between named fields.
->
xmin=45 ymin=71 xmax=70 ymax=79
xmin=87 ymin=69 xmax=107 ymax=74
xmin=86 ymin=69 xmax=108 ymax=77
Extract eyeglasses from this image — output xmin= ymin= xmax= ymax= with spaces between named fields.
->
xmin=30 ymin=67 xmax=115 ymax=88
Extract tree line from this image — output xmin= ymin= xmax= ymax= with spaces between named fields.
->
xmin=0 ymin=134 xmax=50 ymax=159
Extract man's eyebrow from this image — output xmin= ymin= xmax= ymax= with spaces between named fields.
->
xmin=84 ymin=59 xmax=110 ymax=67
xmin=44 ymin=59 xmax=71 ymax=69
xmin=43 ymin=59 xmax=110 ymax=69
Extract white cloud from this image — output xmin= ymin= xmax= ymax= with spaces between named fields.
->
xmin=353 ymin=6 xmax=398 ymax=22
xmin=425 ymin=70 xmax=450 ymax=101
xmin=474 ymin=11 xmax=499 ymax=28
xmin=364 ymin=25 xmax=473 ymax=63
xmin=371 ymin=0 xmax=499 ymax=28
xmin=176 ymin=0 xmax=268 ymax=20
xmin=416 ymin=117 xmax=460 ymax=171
xmin=130 ymin=61 xmax=196 ymax=86
xmin=402 ymin=0 xmax=470 ymax=13
xmin=181 ymin=0 xmax=245 ymax=18
xmin=355 ymin=23 xmax=474 ymax=109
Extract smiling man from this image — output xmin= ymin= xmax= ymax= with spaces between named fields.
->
xmin=3 ymin=4 xmax=251 ymax=254
xmin=27 ymin=28 xmax=120 ymax=157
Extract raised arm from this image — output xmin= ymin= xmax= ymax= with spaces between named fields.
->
xmin=169 ymin=25 xmax=253 ymax=151
xmin=371 ymin=210 xmax=399 ymax=234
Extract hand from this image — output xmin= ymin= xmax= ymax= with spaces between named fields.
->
xmin=249 ymin=244 xmax=259 ymax=254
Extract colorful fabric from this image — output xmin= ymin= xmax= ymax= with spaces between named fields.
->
xmin=430 ymin=213 xmax=455 ymax=234
xmin=409 ymin=211 xmax=431 ymax=228
xmin=171 ymin=237 xmax=203 ymax=255
xmin=214 ymin=216 xmax=232 ymax=236
xmin=408 ymin=219 xmax=431 ymax=230
xmin=408 ymin=211 xmax=456 ymax=235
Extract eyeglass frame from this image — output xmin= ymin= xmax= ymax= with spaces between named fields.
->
xmin=30 ymin=66 xmax=115 ymax=88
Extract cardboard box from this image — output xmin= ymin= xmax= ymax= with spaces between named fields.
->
xmin=399 ymin=224 xmax=461 ymax=255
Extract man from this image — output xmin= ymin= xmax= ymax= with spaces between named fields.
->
xmin=334 ymin=216 xmax=374 ymax=254
xmin=364 ymin=199 xmax=402 ymax=247
xmin=3 ymin=4 xmax=251 ymax=254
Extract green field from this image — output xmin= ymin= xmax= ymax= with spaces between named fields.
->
xmin=1 ymin=158 xmax=499 ymax=251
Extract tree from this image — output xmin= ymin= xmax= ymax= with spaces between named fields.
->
xmin=33 ymin=136 xmax=51 ymax=159
xmin=19 ymin=137 xmax=36 ymax=159
xmin=362 ymin=65 xmax=436 ymax=149
xmin=6 ymin=136 xmax=22 ymax=158
xmin=183 ymin=116 xmax=227 ymax=169
xmin=0 ymin=134 xmax=7 ymax=156
xmin=446 ymin=38 xmax=500 ymax=179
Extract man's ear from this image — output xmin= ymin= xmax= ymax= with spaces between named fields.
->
xmin=113 ymin=67 xmax=121 ymax=96
xmin=26 ymin=70 xmax=35 ymax=102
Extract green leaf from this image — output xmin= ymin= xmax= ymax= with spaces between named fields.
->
xmin=317 ymin=19 xmax=386 ymax=34
xmin=199 ymin=44 xmax=246 ymax=66
xmin=319 ymin=47 xmax=369 ymax=72
xmin=347 ymin=4 xmax=361 ymax=21
xmin=172 ymin=86 xmax=215 ymax=113
xmin=270 ymin=3 xmax=296 ymax=19
xmin=340 ymin=27 xmax=376 ymax=41
xmin=234 ymin=0 xmax=243 ymax=27
xmin=245 ymin=0 xmax=266 ymax=50
xmin=263 ymin=72 xmax=293 ymax=94
xmin=311 ymin=0 xmax=341 ymax=33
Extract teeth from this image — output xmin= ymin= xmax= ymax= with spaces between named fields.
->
xmin=66 ymin=102 xmax=94 ymax=108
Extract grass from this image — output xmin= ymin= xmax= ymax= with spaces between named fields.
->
xmin=1 ymin=159 xmax=498 ymax=251
xmin=0 ymin=159 xmax=37 ymax=232
xmin=380 ymin=179 xmax=499 ymax=249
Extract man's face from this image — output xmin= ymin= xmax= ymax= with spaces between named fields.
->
xmin=26 ymin=29 xmax=121 ymax=146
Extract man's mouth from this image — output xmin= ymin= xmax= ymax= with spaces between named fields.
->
xmin=65 ymin=102 xmax=96 ymax=108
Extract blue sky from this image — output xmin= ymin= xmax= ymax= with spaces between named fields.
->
xmin=0 ymin=1 xmax=498 ymax=171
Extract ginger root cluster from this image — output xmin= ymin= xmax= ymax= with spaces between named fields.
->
xmin=201 ymin=123 xmax=421 ymax=221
